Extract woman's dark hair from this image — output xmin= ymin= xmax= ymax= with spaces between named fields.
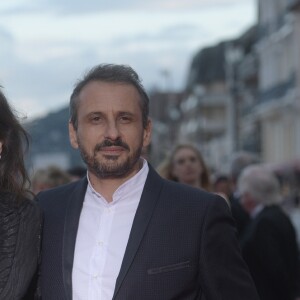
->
xmin=0 ymin=89 xmax=30 ymax=200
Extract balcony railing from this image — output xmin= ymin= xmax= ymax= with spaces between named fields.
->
xmin=198 ymin=95 xmax=229 ymax=107
xmin=258 ymin=13 xmax=285 ymax=40
xmin=258 ymin=73 xmax=296 ymax=104
xmin=181 ymin=119 xmax=225 ymax=136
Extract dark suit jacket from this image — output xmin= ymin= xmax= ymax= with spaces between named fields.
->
xmin=37 ymin=165 xmax=259 ymax=300
xmin=240 ymin=205 xmax=300 ymax=300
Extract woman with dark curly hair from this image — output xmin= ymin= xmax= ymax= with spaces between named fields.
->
xmin=0 ymin=89 xmax=42 ymax=299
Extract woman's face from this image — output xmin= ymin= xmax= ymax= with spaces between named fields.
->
xmin=171 ymin=147 xmax=203 ymax=184
xmin=0 ymin=141 xmax=2 ymax=156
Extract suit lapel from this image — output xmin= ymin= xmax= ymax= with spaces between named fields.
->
xmin=113 ymin=166 xmax=164 ymax=299
xmin=62 ymin=177 xmax=88 ymax=300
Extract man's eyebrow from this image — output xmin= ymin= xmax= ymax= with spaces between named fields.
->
xmin=86 ymin=111 xmax=104 ymax=116
xmin=85 ymin=111 xmax=135 ymax=118
xmin=118 ymin=111 xmax=135 ymax=116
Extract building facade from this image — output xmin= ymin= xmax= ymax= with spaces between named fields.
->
xmin=148 ymin=91 xmax=186 ymax=167
xmin=176 ymin=42 xmax=231 ymax=171
xmin=254 ymin=0 xmax=300 ymax=163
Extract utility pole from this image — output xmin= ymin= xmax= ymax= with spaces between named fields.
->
xmin=225 ymin=42 xmax=242 ymax=153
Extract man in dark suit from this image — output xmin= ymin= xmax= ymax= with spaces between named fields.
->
xmin=37 ymin=64 xmax=259 ymax=300
xmin=229 ymin=151 xmax=261 ymax=240
xmin=238 ymin=164 xmax=300 ymax=300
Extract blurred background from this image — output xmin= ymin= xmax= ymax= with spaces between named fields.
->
xmin=1 ymin=0 xmax=300 ymax=181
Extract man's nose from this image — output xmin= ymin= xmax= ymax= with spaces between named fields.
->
xmin=104 ymin=121 xmax=120 ymax=140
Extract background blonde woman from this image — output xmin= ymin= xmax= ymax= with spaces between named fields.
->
xmin=157 ymin=144 xmax=211 ymax=191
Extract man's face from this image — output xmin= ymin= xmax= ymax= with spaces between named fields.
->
xmin=69 ymin=81 xmax=151 ymax=179
xmin=240 ymin=191 xmax=256 ymax=214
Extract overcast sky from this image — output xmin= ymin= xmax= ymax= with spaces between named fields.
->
xmin=0 ymin=0 xmax=256 ymax=120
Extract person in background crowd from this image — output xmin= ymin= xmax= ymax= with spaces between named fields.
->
xmin=238 ymin=164 xmax=300 ymax=300
xmin=229 ymin=151 xmax=261 ymax=240
xmin=67 ymin=165 xmax=87 ymax=181
xmin=212 ymin=173 xmax=232 ymax=204
xmin=0 ymin=89 xmax=42 ymax=299
xmin=37 ymin=64 xmax=259 ymax=299
xmin=31 ymin=165 xmax=72 ymax=194
xmin=157 ymin=143 xmax=211 ymax=191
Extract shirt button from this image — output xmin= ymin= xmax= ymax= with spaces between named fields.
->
xmin=93 ymin=274 xmax=98 ymax=279
xmin=98 ymin=241 xmax=104 ymax=247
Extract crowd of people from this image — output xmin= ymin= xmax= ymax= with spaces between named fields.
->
xmin=0 ymin=63 xmax=299 ymax=300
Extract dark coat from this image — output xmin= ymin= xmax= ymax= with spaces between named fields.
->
xmin=0 ymin=193 xmax=42 ymax=300
xmin=229 ymin=193 xmax=250 ymax=240
xmin=240 ymin=205 xmax=300 ymax=300
xmin=38 ymin=165 xmax=259 ymax=300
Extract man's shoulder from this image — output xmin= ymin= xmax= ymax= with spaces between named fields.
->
xmin=259 ymin=205 xmax=295 ymax=228
xmin=162 ymin=177 xmax=211 ymax=196
xmin=160 ymin=177 xmax=223 ymax=209
xmin=37 ymin=178 xmax=87 ymax=208
xmin=38 ymin=180 xmax=80 ymax=196
xmin=148 ymin=167 xmax=210 ymax=197
xmin=259 ymin=205 xmax=286 ymax=220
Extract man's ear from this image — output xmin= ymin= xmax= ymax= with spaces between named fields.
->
xmin=69 ymin=121 xmax=79 ymax=149
xmin=143 ymin=118 xmax=152 ymax=148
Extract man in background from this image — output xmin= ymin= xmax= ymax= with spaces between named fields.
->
xmin=238 ymin=164 xmax=299 ymax=300
xmin=229 ymin=151 xmax=260 ymax=239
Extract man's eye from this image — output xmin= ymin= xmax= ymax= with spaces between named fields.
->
xmin=91 ymin=116 xmax=102 ymax=122
xmin=120 ymin=116 xmax=131 ymax=122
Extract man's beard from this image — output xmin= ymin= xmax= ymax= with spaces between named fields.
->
xmin=78 ymin=138 xmax=143 ymax=179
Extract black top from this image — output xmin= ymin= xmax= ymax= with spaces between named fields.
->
xmin=0 ymin=193 xmax=42 ymax=300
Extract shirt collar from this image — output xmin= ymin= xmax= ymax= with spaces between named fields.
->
xmin=86 ymin=158 xmax=149 ymax=204
xmin=251 ymin=203 xmax=264 ymax=219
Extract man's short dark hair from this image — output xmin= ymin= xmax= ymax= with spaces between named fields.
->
xmin=70 ymin=64 xmax=149 ymax=129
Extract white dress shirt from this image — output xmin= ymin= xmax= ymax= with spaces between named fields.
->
xmin=72 ymin=160 xmax=149 ymax=300
xmin=250 ymin=203 xmax=264 ymax=219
